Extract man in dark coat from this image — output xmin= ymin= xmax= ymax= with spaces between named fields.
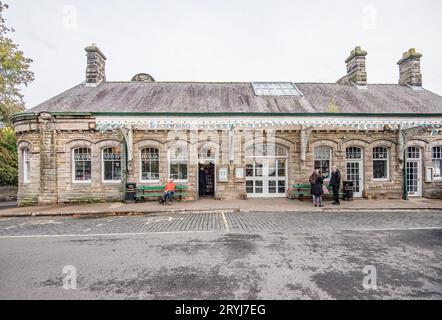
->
xmin=329 ymin=166 xmax=341 ymax=205
xmin=199 ymin=166 xmax=207 ymax=197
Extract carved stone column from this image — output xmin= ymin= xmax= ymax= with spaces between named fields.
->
xmin=37 ymin=112 xmax=58 ymax=205
xmin=300 ymin=126 xmax=314 ymax=169
xmin=118 ymin=125 xmax=135 ymax=184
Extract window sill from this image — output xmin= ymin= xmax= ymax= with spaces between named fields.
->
xmin=373 ymin=178 xmax=390 ymax=182
xmin=102 ymin=180 xmax=122 ymax=184
xmin=140 ymin=180 xmax=160 ymax=184
xmin=173 ymin=180 xmax=188 ymax=184
xmin=72 ymin=181 xmax=92 ymax=184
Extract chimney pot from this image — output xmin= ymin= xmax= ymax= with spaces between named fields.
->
xmin=397 ymin=48 xmax=422 ymax=87
xmin=338 ymin=46 xmax=367 ymax=86
xmin=85 ymin=44 xmax=106 ymax=86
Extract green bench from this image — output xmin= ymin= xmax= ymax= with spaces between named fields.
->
xmin=134 ymin=185 xmax=189 ymax=202
xmin=290 ymin=183 xmax=345 ymax=201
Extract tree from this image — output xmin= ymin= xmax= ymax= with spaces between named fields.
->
xmin=0 ymin=126 xmax=17 ymax=185
xmin=0 ymin=2 xmax=33 ymax=186
xmin=0 ymin=1 xmax=34 ymax=127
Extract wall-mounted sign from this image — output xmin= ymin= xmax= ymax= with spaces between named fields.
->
xmin=218 ymin=166 xmax=228 ymax=183
xmin=235 ymin=166 xmax=245 ymax=182
xmin=426 ymin=167 xmax=433 ymax=182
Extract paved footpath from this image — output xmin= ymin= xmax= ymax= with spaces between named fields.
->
xmin=1 ymin=198 xmax=442 ymax=218
xmin=0 ymin=210 xmax=441 ymax=236
xmin=0 ymin=210 xmax=441 ymax=299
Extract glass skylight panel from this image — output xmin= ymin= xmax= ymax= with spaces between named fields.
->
xmin=252 ymin=82 xmax=301 ymax=96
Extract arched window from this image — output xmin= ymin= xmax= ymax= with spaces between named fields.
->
xmin=169 ymin=146 xmax=188 ymax=180
xmin=314 ymin=146 xmax=332 ymax=178
xmin=102 ymin=147 xmax=122 ymax=182
xmin=432 ymin=146 xmax=442 ymax=179
xmin=140 ymin=147 xmax=160 ymax=182
xmin=198 ymin=147 xmax=215 ymax=161
xmin=246 ymin=143 xmax=287 ymax=158
xmin=373 ymin=147 xmax=389 ymax=180
xmin=73 ymin=147 xmax=92 ymax=182
xmin=22 ymin=148 xmax=30 ymax=183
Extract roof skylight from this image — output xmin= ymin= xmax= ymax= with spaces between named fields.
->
xmin=252 ymin=82 xmax=301 ymax=96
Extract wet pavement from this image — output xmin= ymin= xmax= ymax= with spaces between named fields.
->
xmin=0 ymin=210 xmax=441 ymax=299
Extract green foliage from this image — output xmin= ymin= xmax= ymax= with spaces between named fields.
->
xmin=0 ymin=2 xmax=34 ymax=127
xmin=0 ymin=2 xmax=33 ymax=185
xmin=0 ymin=126 xmax=18 ymax=185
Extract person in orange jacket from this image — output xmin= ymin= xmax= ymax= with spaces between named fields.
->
xmin=162 ymin=178 xmax=176 ymax=205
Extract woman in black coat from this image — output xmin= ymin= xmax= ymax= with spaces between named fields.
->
xmin=309 ymin=169 xmax=324 ymax=207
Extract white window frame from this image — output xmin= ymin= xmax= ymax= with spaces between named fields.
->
xmin=102 ymin=147 xmax=122 ymax=183
xmin=432 ymin=146 xmax=442 ymax=180
xmin=313 ymin=146 xmax=332 ymax=179
xmin=139 ymin=147 xmax=160 ymax=183
xmin=72 ymin=147 xmax=92 ymax=184
xmin=373 ymin=146 xmax=390 ymax=181
xmin=23 ymin=148 xmax=30 ymax=184
xmin=168 ymin=146 xmax=188 ymax=183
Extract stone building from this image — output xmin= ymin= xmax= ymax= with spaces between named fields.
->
xmin=11 ymin=45 xmax=442 ymax=206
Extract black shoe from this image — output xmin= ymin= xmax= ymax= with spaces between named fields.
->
xmin=319 ymin=205 xmax=324 ymax=207
xmin=333 ymin=202 xmax=338 ymax=205
xmin=314 ymin=205 xmax=318 ymax=207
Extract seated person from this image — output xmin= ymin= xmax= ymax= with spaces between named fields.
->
xmin=161 ymin=178 xmax=176 ymax=205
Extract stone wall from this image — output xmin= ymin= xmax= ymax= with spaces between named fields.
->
xmin=0 ymin=186 xmax=18 ymax=202
xmin=13 ymin=116 xmax=442 ymax=205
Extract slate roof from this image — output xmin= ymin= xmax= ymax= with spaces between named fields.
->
xmin=28 ymin=81 xmax=442 ymax=114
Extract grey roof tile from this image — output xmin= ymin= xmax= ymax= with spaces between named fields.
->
xmin=28 ymin=81 xmax=442 ymax=114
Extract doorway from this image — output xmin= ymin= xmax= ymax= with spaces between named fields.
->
xmin=406 ymin=146 xmax=422 ymax=197
xmin=198 ymin=163 xmax=215 ymax=198
xmin=245 ymin=144 xmax=288 ymax=198
xmin=345 ymin=147 xmax=364 ymax=198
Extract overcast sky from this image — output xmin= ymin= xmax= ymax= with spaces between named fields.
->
xmin=6 ymin=0 xmax=442 ymax=109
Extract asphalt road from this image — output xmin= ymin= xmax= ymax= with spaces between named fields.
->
xmin=0 ymin=210 xmax=441 ymax=299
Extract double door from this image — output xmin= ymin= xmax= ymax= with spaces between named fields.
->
xmin=246 ymin=158 xmax=287 ymax=197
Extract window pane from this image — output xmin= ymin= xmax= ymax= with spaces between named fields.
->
xmin=268 ymin=180 xmax=276 ymax=193
xmin=268 ymin=159 xmax=276 ymax=177
xmin=246 ymin=180 xmax=254 ymax=193
xmin=278 ymin=180 xmax=286 ymax=193
xmin=255 ymin=160 xmax=263 ymax=177
xmin=255 ymin=180 xmax=263 ymax=193
xmin=314 ymin=146 xmax=331 ymax=160
xmin=373 ymin=147 xmax=388 ymax=159
xmin=277 ymin=160 xmax=286 ymax=177
xmin=246 ymin=163 xmax=254 ymax=177
xmin=179 ymin=163 xmax=188 ymax=180
xmin=346 ymin=147 xmax=362 ymax=159
xmin=432 ymin=147 xmax=442 ymax=159
xmin=103 ymin=147 xmax=121 ymax=181
xmin=433 ymin=159 xmax=442 ymax=178
xmin=74 ymin=148 xmax=91 ymax=181
xmin=141 ymin=148 xmax=159 ymax=180
xmin=373 ymin=160 xmax=387 ymax=179
xmin=170 ymin=163 xmax=179 ymax=179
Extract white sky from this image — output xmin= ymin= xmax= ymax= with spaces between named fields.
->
xmin=6 ymin=0 xmax=442 ymax=109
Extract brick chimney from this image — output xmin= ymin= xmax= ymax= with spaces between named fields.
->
xmin=338 ymin=46 xmax=367 ymax=86
xmin=397 ymin=48 xmax=422 ymax=87
xmin=85 ymin=44 xmax=106 ymax=85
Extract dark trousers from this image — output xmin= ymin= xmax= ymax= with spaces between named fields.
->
xmin=332 ymin=185 xmax=340 ymax=203
xmin=163 ymin=191 xmax=174 ymax=203
xmin=199 ymin=184 xmax=206 ymax=197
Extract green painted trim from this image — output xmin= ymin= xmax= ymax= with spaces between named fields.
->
xmin=90 ymin=111 xmax=442 ymax=118
xmin=11 ymin=111 xmax=442 ymax=121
